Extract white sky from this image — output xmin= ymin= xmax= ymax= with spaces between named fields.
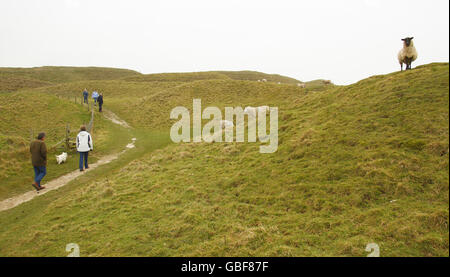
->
xmin=0 ymin=0 xmax=448 ymax=84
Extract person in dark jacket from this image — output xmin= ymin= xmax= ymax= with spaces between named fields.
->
xmin=82 ymin=89 xmax=89 ymax=104
xmin=30 ymin=132 xmax=47 ymax=191
xmin=98 ymin=93 xmax=103 ymax=112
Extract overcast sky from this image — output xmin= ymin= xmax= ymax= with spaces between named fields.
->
xmin=0 ymin=0 xmax=448 ymax=84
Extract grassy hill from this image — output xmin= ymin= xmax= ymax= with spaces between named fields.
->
xmin=0 ymin=66 xmax=141 ymax=92
xmin=0 ymin=63 xmax=447 ymax=256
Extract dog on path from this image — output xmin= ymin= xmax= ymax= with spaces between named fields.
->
xmin=56 ymin=152 xmax=68 ymax=164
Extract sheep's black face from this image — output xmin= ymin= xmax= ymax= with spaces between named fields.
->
xmin=402 ymin=37 xmax=414 ymax=47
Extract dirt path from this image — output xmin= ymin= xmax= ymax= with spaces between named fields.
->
xmin=0 ymin=111 xmax=134 ymax=212
xmin=103 ymin=109 xmax=131 ymax=128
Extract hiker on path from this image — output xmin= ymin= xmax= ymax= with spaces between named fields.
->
xmin=30 ymin=132 xmax=47 ymax=191
xmin=83 ymin=89 xmax=89 ymax=104
xmin=76 ymin=125 xmax=93 ymax=172
xmin=92 ymin=90 xmax=99 ymax=106
xmin=98 ymin=93 xmax=103 ymax=112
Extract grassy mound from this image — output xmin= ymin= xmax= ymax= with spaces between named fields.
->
xmin=0 ymin=63 xmax=447 ymax=256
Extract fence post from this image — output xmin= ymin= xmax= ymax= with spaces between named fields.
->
xmin=65 ymin=124 xmax=70 ymax=151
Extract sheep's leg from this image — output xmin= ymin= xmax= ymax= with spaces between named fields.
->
xmin=400 ymin=63 xmax=403 ymax=71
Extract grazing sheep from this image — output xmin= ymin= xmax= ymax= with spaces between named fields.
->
xmin=323 ymin=80 xmax=331 ymax=85
xmin=261 ymin=79 xmax=267 ymax=82
xmin=277 ymin=82 xmax=281 ymax=84
xmin=244 ymin=106 xmax=257 ymax=117
xmin=55 ymin=152 xmax=67 ymax=164
xmin=219 ymin=120 xmax=234 ymax=129
xmin=398 ymin=37 xmax=418 ymax=71
xmin=257 ymin=80 xmax=261 ymax=82
xmin=297 ymin=83 xmax=306 ymax=88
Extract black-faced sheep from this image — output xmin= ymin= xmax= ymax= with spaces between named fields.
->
xmin=398 ymin=37 xmax=418 ymax=71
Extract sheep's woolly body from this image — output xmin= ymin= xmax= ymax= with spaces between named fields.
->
xmin=398 ymin=41 xmax=418 ymax=65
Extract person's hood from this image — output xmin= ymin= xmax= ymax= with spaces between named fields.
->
xmin=78 ymin=131 xmax=89 ymax=137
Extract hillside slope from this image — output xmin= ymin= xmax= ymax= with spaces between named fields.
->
xmin=0 ymin=63 xmax=448 ymax=256
xmin=0 ymin=66 xmax=141 ymax=92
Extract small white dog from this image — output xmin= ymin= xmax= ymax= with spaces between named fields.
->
xmin=56 ymin=152 xmax=68 ymax=164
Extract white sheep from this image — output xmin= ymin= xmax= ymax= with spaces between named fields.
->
xmin=398 ymin=37 xmax=418 ymax=71
xmin=261 ymin=79 xmax=267 ymax=82
xmin=244 ymin=106 xmax=257 ymax=117
xmin=219 ymin=120 xmax=234 ymax=129
xmin=55 ymin=152 xmax=67 ymax=164
xmin=297 ymin=83 xmax=306 ymax=88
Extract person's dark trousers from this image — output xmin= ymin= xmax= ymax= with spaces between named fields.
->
xmin=99 ymin=104 xmax=103 ymax=112
xmin=94 ymin=98 xmax=97 ymax=105
xmin=33 ymin=166 xmax=47 ymax=186
xmin=83 ymin=97 xmax=88 ymax=103
xmin=79 ymin=151 xmax=89 ymax=170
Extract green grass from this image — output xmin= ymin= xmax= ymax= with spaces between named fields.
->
xmin=0 ymin=76 xmax=52 ymax=93
xmin=0 ymin=63 xmax=447 ymax=256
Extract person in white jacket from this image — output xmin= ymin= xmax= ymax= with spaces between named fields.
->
xmin=76 ymin=125 xmax=93 ymax=172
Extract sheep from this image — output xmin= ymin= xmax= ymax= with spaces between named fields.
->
xmin=219 ymin=120 xmax=234 ymax=129
xmin=55 ymin=152 xmax=67 ymax=164
xmin=297 ymin=83 xmax=306 ymax=88
xmin=323 ymin=80 xmax=332 ymax=85
xmin=244 ymin=106 xmax=257 ymax=117
xmin=261 ymin=79 xmax=267 ymax=82
xmin=277 ymin=82 xmax=281 ymax=84
xmin=398 ymin=37 xmax=418 ymax=71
